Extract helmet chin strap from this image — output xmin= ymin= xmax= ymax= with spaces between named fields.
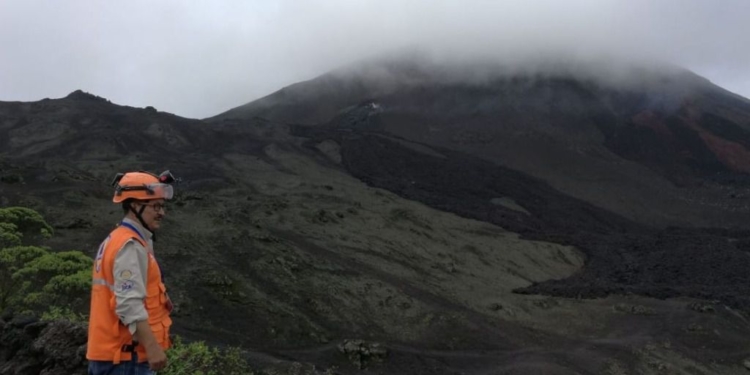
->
xmin=129 ymin=203 xmax=157 ymax=242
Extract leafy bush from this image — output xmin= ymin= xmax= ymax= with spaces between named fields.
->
xmin=0 ymin=207 xmax=53 ymax=246
xmin=163 ymin=336 xmax=255 ymax=375
xmin=41 ymin=305 xmax=88 ymax=323
xmin=17 ymin=250 xmax=92 ymax=311
xmin=0 ymin=222 xmax=23 ymax=247
xmin=0 ymin=208 xmax=90 ymax=316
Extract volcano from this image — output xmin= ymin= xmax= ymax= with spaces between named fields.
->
xmin=4 ymin=56 xmax=750 ymax=374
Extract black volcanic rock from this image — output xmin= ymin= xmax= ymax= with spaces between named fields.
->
xmin=293 ymin=126 xmax=750 ymax=309
xmin=65 ymin=90 xmax=109 ymax=102
xmin=0 ymin=314 xmax=87 ymax=375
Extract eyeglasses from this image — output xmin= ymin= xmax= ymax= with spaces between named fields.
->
xmin=142 ymin=203 xmax=167 ymax=212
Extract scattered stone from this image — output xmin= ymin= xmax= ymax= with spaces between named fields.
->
xmin=613 ymin=304 xmax=655 ymax=316
xmin=312 ymin=209 xmax=338 ymax=224
xmin=532 ymin=298 xmax=559 ymax=309
xmin=0 ymin=174 xmax=23 ymax=184
xmin=337 ymin=339 xmax=388 ymax=369
xmin=53 ymin=218 xmax=93 ymax=230
xmin=688 ymin=302 xmax=715 ymax=313
xmin=687 ymin=323 xmax=703 ymax=332
xmin=23 ymin=321 xmax=48 ymax=337
xmin=602 ymin=360 xmax=628 ymax=375
xmin=11 ymin=315 xmax=39 ymax=328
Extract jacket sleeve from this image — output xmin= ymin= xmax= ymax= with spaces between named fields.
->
xmin=112 ymin=240 xmax=150 ymax=335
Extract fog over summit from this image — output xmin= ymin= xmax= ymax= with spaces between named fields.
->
xmin=333 ymin=47 xmax=701 ymax=92
xmin=0 ymin=0 xmax=748 ymax=118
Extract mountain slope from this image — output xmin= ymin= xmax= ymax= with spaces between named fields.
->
xmin=1 ymin=92 xmax=590 ymax=372
xmin=3 ymin=81 xmax=750 ymax=374
xmin=213 ymin=57 xmax=750 ymax=229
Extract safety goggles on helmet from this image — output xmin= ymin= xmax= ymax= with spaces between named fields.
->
xmin=116 ymin=183 xmax=174 ymax=199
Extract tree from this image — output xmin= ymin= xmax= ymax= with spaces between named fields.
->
xmin=0 ymin=207 xmax=90 ymax=316
xmin=0 ymin=207 xmax=53 ymax=247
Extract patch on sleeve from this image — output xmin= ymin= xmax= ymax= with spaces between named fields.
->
xmin=119 ymin=269 xmax=134 ymax=280
xmin=118 ymin=280 xmax=134 ymax=292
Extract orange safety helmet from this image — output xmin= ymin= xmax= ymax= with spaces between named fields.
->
xmin=111 ymin=171 xmax=176 ymax=203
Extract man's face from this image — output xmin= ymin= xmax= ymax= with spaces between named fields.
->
xmin=134 ymin=199 xmax=167 ymax=231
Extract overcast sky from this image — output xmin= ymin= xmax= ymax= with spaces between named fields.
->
xmin=1 ymin=0 xmax=748 ymax=119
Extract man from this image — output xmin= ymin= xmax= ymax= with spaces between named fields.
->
xmin=87 ymin=170 xmax=177 ymax=374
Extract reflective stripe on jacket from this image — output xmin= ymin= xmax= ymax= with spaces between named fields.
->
xmin=86 ymin=225 xmax=172 ymax=363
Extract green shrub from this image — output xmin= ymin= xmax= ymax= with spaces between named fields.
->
xmin=0 ymin=222 xmax=22 ymax=247
xmin=41 ymin=305 xmax=87 ymax=323
xmin=163 ymin=336 xmax=256 ymax=375
xmin=0 ymin=206 xmax=54 ymax=242
xmin=0 ymin=245 xmax=92 ymax=313
xmin=0 ymin=208 xmax=90 ymax=316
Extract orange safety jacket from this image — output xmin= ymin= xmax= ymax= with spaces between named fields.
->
xmin=86 ymin=224 xmax=172 ymax=363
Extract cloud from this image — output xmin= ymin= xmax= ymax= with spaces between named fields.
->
xmin=0 ymin=0 xmax=748 ymax=118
